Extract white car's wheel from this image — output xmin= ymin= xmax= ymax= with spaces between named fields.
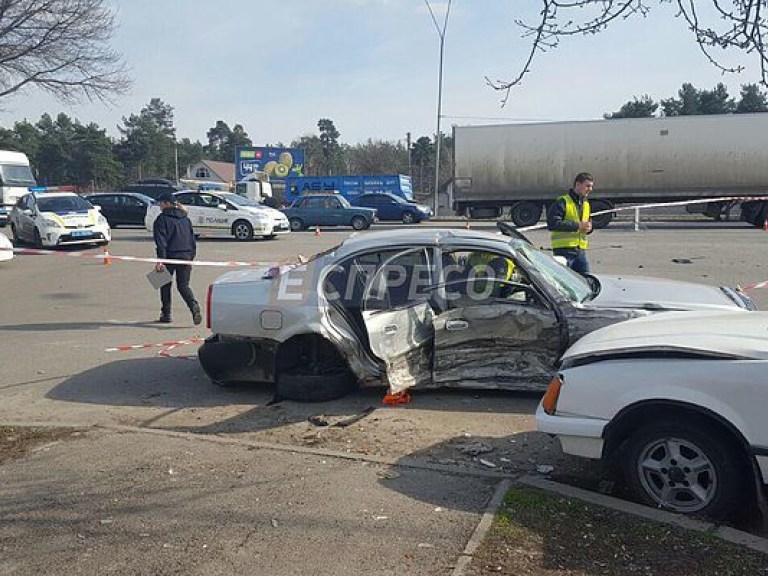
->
xmin=232 ymin=220 xmax=254 ymax=241
xmin=622 ymin=420 xmax=747 ymax=518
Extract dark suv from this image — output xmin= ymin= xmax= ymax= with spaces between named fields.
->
xmin=121 ymin=179 xmax=183 ymax=200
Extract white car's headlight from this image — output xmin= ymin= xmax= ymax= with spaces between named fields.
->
xmin=43 ymin=218 xmax=61 ymax=228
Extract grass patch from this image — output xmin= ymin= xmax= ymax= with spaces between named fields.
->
xmin=0 ymin=426 xmax=79 ymax=465
xmin=468 ymin=487 xmax=768 ymax=575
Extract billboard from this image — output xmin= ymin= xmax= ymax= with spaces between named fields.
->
xmin=236 ymin=147 xmax=305 ymax=181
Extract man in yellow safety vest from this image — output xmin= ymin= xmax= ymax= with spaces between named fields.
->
xmin=547 ymin=172 xmax=594 ymax=275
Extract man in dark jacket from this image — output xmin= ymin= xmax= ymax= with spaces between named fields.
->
xmin=546 ymin=173 xmax=594 ymax=275
xmin=152 ymin=192 xmax=202 ymax=324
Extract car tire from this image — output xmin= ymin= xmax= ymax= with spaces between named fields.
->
xmin=10 ymin=223 xmax=21 ymax=244
xmin=289 ymin=218 xmax=305 ymax=232
xmin=510 ymin=202 xmax=542 ymax=227
xmin=351 ymin=216 xmax=367 ymax=230
xmin=402 ymin=211 xmax=416 ymax=224
xmin=232 ymin=220 xmax=254 ymax=241
xmin=276 ymin=368 xmax=358 ymax=403
xmin=621 ymin=420 xmax=747 ymax=518
xmin=33 ymin=228 xmax=43 ymax=248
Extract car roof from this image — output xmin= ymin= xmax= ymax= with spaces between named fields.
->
xmin=30 ymin=192 xmax=79 ymax=199
xmin=334 ymin=228 xmax=513 ymax=258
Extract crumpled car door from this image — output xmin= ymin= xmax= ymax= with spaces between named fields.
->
xmin=431 ymin=278 xmax=563 ymax=390
xmin=361 ymin=247 xmax=436 ymax=393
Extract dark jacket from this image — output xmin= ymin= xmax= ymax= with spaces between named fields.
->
xmin=153 ymin=207 xmax=196 ymax=261
xmin=547 ymin=189 xmax=587 ymax=233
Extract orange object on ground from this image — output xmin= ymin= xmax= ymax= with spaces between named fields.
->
xmin=382 ymin=390 xmax=411 ymax=405
xmin=465 ymin=220 xmax=471 ymax=229
xmin=315 ymin=226 xmax=322 ymax=236
xmin=102 ymin=247 xmax=111 ymax=265
xmin=763 ymin=219 xmax=768 ymax=232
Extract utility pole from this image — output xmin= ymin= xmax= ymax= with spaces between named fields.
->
xmin=406 ymin=131 xmax=412 ymax=177
xmin=424 ymin=0 xmax=452 ymax=216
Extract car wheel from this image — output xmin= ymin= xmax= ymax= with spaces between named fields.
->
xmin=289 ymin=218 xmax=305 ymax=232
xmin=351 ymin=216 xmax=367 ymax=230
xmin=232 ymin=220 xmax=254 ymax=241
xmin=402 ymin=211 xmax=416 ymax=224
xmin=276 ymin=368 xmax=358 ymax=403
xmin=33 ymin=228 xmax=43 ymax=248
xmin=621 ymin=420 xmax=747 ymax=518
xmin=10 ymin=223 xmax=21 ymax=244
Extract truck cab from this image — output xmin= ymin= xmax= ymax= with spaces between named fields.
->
xmin=0 ymin=150 xmax=37 ymax=227
xmin=235 ymin=171 xmax=274 ymax=205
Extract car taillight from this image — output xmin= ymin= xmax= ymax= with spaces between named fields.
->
xmin=206 ymin=284 xmax=212 ymax=329
xmin=541 ymin=375 xmax=563 ymax=415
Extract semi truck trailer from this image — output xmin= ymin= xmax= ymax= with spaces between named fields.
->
xmin=451 ymin=114 xmax=768 ymax=228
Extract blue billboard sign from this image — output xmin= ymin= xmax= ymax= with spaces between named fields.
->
xmin=236 ymin=147 xmax=305 ymax=181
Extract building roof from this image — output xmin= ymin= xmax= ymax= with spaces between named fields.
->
xmin=200 ymin=160 xmax=236 ymax=183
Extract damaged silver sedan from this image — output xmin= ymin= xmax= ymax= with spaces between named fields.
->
xmin=198 ymin=227 xmax=756 ymax=401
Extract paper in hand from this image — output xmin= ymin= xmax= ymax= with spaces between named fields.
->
xmin=146 ymin=267 xmax=173 ymax=290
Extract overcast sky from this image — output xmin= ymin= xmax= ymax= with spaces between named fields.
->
xmin=0 ymin=0 xmax=762 ymax=147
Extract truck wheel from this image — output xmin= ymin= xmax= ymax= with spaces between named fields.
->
xmin=590 ymin=199 xmax=615 ymax=229
xmin=402 ymin=211 xmax=416 ymax=224
xmin=351 ymin=216 xmax=367 ymax=230
xmin=510 ymin=202 xmax=542 ymax=227
xmin=289 ymin=218 xmax=305 ymax=232
xmin=232 ymin=220 xmax=254 ymax=241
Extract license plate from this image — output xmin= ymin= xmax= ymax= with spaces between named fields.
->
xmin=71 ymin=230 xmax=92 ymax=237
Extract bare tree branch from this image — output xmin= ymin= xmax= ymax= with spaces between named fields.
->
xmin=490 ymin=1 xmax=768 ymax=107
xmin=0 ymin=0 xmax=130 ymax=104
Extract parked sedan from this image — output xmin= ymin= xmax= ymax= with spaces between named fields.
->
xmin=83 ymin=192 xmax=154 ymax=227
xmin=145 ymin=191 xmax=290 ymax=241
xmin=282 ymin=194 xmax=377 ymax=231
xmin=537 ymin=310 xmax=768 ymax=519
xmin=352 ymin=193 xmax=432 ymax=224
xmin=9 ymin=192 xmax=110 ymax=247
xmin=198 ymin=227 xmax=755 ymax=402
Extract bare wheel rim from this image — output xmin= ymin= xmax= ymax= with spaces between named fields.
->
xmin=402 ymin=212 xmax=415 ymax=224
xmin=637 ymin=436 xmax=717 ymax=513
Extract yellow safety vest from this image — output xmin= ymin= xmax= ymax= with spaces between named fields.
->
xmin=551 ymin=194 xmax=590 ymax=250
xmin=467 ymin=252 xmax=515 ymax=281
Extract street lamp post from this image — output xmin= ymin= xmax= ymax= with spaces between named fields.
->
xmin=424 ymin=0 xmax=452 ymax=215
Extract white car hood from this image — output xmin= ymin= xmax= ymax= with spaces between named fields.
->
xmin=589 ymin=274 xmax=742 ymax=311
xmin=240 ymin=205 xmax=286 ymax=220
xmin=563 ymin=310 xmax=768 ymax=362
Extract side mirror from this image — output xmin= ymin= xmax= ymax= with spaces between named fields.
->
xmin=217 ymin=203 xmax=228 ymax=211
xmin=93 ymin=205 xmax=102 ymax=211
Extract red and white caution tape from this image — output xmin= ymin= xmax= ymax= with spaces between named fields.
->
xmin=105 ymin=338 xmax=204 ymax=353
xmin=742 ymin=280 xmax=768 ymax=292
xmin=0 ymin=245 xmax=306 ymax=268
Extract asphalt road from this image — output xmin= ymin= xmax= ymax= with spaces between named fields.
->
xmin=0 ymin=217 xmax=766 ymax=574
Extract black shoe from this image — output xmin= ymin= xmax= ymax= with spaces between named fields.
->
xmin=157 ymin=314 xmax=172 ymax=324
xmin=191 ymin=303 xmax=202 ymax=326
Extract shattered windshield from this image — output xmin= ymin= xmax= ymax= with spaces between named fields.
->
xmin=513 ymin=241 xmax=593 ymax=303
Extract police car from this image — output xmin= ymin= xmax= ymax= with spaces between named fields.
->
xmin=9 ymin=191 xmax=111 ymax=247
xmin=144 ymin=191 xmax=290 ymax=241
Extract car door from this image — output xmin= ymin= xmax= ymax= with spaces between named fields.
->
xmin=378 ymin=197 xmax=399 ymax=221
xmin=361 ymin=247 xmax=436 ymax=393
xmin=430 ymin=249 xmax=565 ymax=390
xmin=91 ymin=195 xmax=117 ymax=224
xmin=119 ymin=195 xmax=146 ymax=225
xmin=324 ymin=196 xmax=346 ymax=226
xmin=17 ymin=195 xmax=35 ymax=240
xmin=300 ymin=196 xmax=326 ymax=226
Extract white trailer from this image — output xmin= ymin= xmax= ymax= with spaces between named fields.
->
xmin=452 ymin=114 xmax=768 ymax=228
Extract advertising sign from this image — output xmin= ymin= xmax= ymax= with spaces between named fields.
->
xmin=236 ymin=147 xmax=305 ymax=181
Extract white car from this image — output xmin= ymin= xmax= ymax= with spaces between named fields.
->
xmin=145 ymin=191 xmax=290 ymax=241
xmin=0 ymin=230 xmax=13 ymax=261
xmin=9 ymin=192 xmax=111 ymax=247
xmin=536 ymin=310 xmax=768 ymax=519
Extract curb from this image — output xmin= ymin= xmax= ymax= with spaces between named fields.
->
xmin=518 ymin=475 xmax=768 ymax=555
xmin=452 ymin=479 xmax=513 ymax=576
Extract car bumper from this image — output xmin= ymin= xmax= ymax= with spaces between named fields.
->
xmin=198 ymin=335 xmax=278 ymax=385
xmin=535 ymin=404 xmax=608 ymax=459
xmin=42 ymin=227 xmax=111 ymax=247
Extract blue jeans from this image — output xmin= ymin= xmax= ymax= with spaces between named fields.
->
xmin=553 ymin=248 xmax=591 ymax=276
